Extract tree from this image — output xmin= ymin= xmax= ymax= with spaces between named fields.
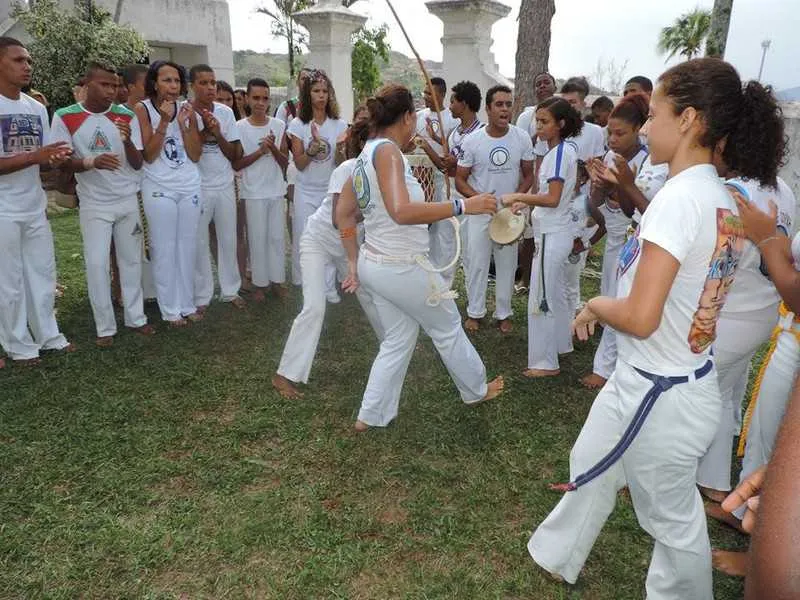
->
xmin=255 ymin=0 xmax=312 ymax=86
xmin=12 ymin=0 xmax=148 ymax=109
xmin=512 ymin=0 xmax=556 ymax=119
xmin=590 ymin=57 xmax=630 ymax=95
xmin=351 ymin=25 xmax=390 ymax=103
xmin=706 ymin=0 xmax=734 ymax=58
xmin=657 ymin=9 xmax=711 ymax=61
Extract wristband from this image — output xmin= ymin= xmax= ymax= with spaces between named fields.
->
xmin=83 ymin=156 xmax=96 ymax=170
xmin=451 ymin=198 xmax=464 ymax=216
xmin=339 ymin=227 xmax=357 ymax=239
xmin=756 ymin=235 xmax=781 ymax=249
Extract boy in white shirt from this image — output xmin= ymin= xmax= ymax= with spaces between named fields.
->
xmin=233 ymin=78 xmax=289 ymax=301
xmin=456 ymin=85 xmax=534 ymax=333
xmin=51 ymin=62 xmax=155 ymax=347
xmin=0 ymin=37 xmax=74 ymax=364
xmin=189 ymin=64 xmax=245 ymax=311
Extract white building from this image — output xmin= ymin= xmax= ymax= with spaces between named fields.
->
xmin=0 ymin=0 xmax=235 ymax=84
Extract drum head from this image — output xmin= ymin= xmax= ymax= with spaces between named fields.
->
xmin=489 ymin=208 xmax=526 ymax=245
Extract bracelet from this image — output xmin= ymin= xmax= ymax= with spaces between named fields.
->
xmin=339 ymin=227 xmax=357 ymax=239
xmin=756 ymin=235 xmax=781 ymax=249
xmin=451 ymin=198 xmax=464 ymax=216
xmin=83 ymin=156 xmax=95 ymax=170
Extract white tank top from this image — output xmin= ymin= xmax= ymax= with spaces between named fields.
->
xmin=353 ymin=138 xmax=429 ymax=257
xmin=141 ymin=99 xmax=201 ymax=194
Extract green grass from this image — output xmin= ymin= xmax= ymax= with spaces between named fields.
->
xmin=0 ymin=212 xmax=747 ymax=599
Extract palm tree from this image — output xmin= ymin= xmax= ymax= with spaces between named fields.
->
xmin=657 ymin=9 xmax=711 ymax=61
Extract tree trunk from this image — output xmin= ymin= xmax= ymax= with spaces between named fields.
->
xmin=706 ymin=0 xmax=733 ymax=58
xmin=113 ymin=0 xmax=124 ymax=23
xmin=513 ymin=0 xmax=556 ymax=119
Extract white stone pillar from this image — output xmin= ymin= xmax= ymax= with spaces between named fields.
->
xmin=293 ymin=1 xmax=366 ymax=122
xmin=426 ymin=0 xmax=512 ymax=120
xmin=780 ymin=102 xmax=800 ymax=219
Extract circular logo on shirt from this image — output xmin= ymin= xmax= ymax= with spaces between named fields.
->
xmin=163 ymin=136 xmax=186 ymax=168
xmin=353 ymin=158 xmax=370 ymax=211
xmin=489 ymin=146 xmax=509 ymax=167
xmin=310 ymin=138 xmax=331 ymax=162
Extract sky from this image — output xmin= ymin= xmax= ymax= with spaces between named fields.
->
xmin=228 ymin=0 xmax=799 ymax=93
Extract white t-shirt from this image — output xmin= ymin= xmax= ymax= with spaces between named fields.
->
xmin=198 ymin=102 xmax=239 ymax=191
xmin=50 ymin=103 xmax=144 ymax=206
xmin=139 ymin=99 xmax=202 ymax=195
xmin=536 ymin=120 xmax=605 ymax=163
xmin=598 ymin=147 xmax=650 ymax=239
xmin=236 ymin=117 xmax=286 ymax=199
xmin=615 ymin=164 xmax=745 ymax=375
xmin=306 ymin=158 xmax=354 ymax=244
xmin=274 ymin=98 xmax=299 ymax=126
xmin=515 ymin=106 xmax=537 ymax=143
xmin=447 ymin=119 xmax=484 ymax=200
xmin=0 ymin=92 xmax=50 ymax=219
xmin=532 ymin=140 xmax=578 ymax=234
xmin=632 ymin=154 xmax=669 ymax=224
xmin=458 ymin=125 xmax=535 ymax=206
xmin=287 ymin=116 xmax=347 ymax=190
xmin=722 ymin=176 xmax=796 ymax=315
xmin=416 ymin=107 xmax=460 ymax=157
xmin=354 ymin=138 xmax=428 ymax=257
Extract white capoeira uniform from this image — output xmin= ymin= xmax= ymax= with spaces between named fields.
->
xmin=529 ymin=164 xmax=745 ymax=600
xmin=590 ymin=148 xmax=657 ymax=380
xmin=527 ymin=141 xmax=578 ymax=370
xmin=0 ymin=92 xmax=70 ymax=360
xmin=287 ymin=116 xmax=347 ymax=286
xmin=353 ymin=138 xmax=490 ymax=427
xmin=444 ymin=118 xmax=484 ymax=284
xmin=50 ymin=102 xmax=148 ymax=338
xmin=416 ymin=107 xmax=460 ymax=280
xmin=139 ymin=99 xmax=203 ymax=322
xmin=236 ymin=116 xmax=287 ymax=287
xmin=276 ymin=159 xmax=383 ymax=384
xmin=516 ymin=106 xmax=539 ymax=242
xmin=195 ymin=102 xmax=242 ymax=306
xmin=459 ymin=124 xmax=534 ymax=321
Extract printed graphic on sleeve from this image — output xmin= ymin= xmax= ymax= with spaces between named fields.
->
xmin=353 ymin=157 xmax=371 ymax=212
xmin=0 ymin=113 xmax=43 ymax=154
xmin=688 ymin=208 xmax=744 ymax=353
xmin=617 ymin=225 xmax=640 ymax=277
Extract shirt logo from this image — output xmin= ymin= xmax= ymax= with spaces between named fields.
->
xmin=163 ymin=136 xmax=186 ymax=168
xmin=618 ymin=226 xmax=640 ymax=277
xmin=0 ymin=113 xmax=43 ymax=154
xmin=89 ymin=126 xmax=112 ymax=153
xmin=489 ymin=146 xmax=509 ymax=167
xmin=310 ymin=137 xmax=331 ymax=163
xmin=353 ymin=158 xmax=371 ymax=212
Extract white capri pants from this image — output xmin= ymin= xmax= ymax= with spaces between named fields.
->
xmin=529 ymin=359 xmax=720 ymax=600
xmin=0 ymin=213 xmax=69 ymax=360
xmin=528 ymin=229 xmax=573 ymax=370
xmin=79 ymin=198 xmax=147 ymax=338
xmin=357 ymin=248 xmax=489 ymax=427
xmin=696 ymin=308 xmax=777 ymax=491
xmin=464 ymin=213 xmax=517 ymax=321
xmin=195 ymin=183 xmax=241 ymax=305
xmin=141 ymin=181 xmax=202 ymax=322
xmin=245 ymin=196 xmax=286 ymax=287
xmin=277 ymin=229 xmax=383 ymax=384
xmin=291 ymin=183 xmax=327 ymax=286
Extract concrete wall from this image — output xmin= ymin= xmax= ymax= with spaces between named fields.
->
xmin=781 ymin=103 xmax=800 ymax=207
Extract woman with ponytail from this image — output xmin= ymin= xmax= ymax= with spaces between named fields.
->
xmin=272 ymin=108 xmax=383 ymax=399
xmin=528 ymin=59 xmax=786 ymax=599
xmin=335 ymin=84 xmax=504 ymax=431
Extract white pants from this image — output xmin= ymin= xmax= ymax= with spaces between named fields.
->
xmin=79 ymin=199 xmax=147 ymax=337
xmin=564 ymin=247 xmax=588 ymax=317
xmin=291 ymin=184 xmax=326 ymax=286
xmin=277 ymin=230 xmax=383 ymax=384
xmin=732 ymin=314 xmax=800 ymax=519
xmin=429 ymin=218 xmax=458 ymax=288
xmin=600 ymin=230 xmax=626 ymax=298
xmin=696 ymin=309 xmax=777 ymax=491
xmin=464 ymin=214 xmax=517 ymax=320
xmin=141 ymin=181 xmax=202 ymax=321
xmin=195 ymin=184 xmax=241 ymax=305
xmin=357 ymin=249 xmax=489 ymax=426
xmin=528 ymin=230 xmax=573 ymax=370
xmin=529 ymin=360 xmax=720 ymax=599
xmin=245 ymin=196 xmax=286 ymax=286
xmin=0 ymin=212 xmax=69 ymax=360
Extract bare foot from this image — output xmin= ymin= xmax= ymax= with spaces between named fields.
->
xmin=56 ymin=343 xmax=77 ymax=354
xmin=168 ymin=319 xmax=189 ymax=328
xmin=230 ymin=296 xmax=246 ymax=309
xmin=472 ymin=376 xmax=505 ymax=405
xmin=196 ymin=305 xmax=209 ymax=315
xmin=272 ymin=374 xmax=304 ymax=399
xmin=354 ymin=420 xmax=370 ymax=432
xmin=465 ymin=317 xmax=481 ymax=332
xmin=497 ymin=319 xmax=513 ymax=334
xmin=251 ymin=289 xmax=266 ymax=303
xmin=712 ymin=549 xmax=749 ymax=577
xmin=523 ymin=368 xmax=560 ymax=378
xmin=705 ymin=502 xmax=746 ymax=534
xmin=185 ymin=312 xmax=204 ymax=323
xmin=131 ymin=324 xmax=156 ymax=337
xmin=272 ymin=285 xmax=289 ymax=300
xmin=15 ymin=357 xmax=41 ymax=367
xmin=95 ymin=336 xmax=114 ymax=348
xmin=699 ymin=485 xmax=729 ymax=504
xmin=535 ymin=563 xmax=565 ymax=583
xmin=580 ymin=373 xmax=607 ymax=390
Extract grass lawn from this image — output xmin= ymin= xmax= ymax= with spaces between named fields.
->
xmin=1 ymin=212 xmax=747 ymax=599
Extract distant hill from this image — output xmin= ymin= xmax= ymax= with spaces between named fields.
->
xmin=777 ymin=86 xmax=800 ymax=102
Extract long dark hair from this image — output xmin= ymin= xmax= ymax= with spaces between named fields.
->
xmin=658 ymin=58 xmax=785 ymax=187
xmin=537 ymin=97 xmax=584 ymax=139
xmin=298 ymin=69 xmax=340 ymax=123
xmin=365 ymin=84 xmax=414 ymax=132
xmin=216 ymin=80 xmax=240 ymax=120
